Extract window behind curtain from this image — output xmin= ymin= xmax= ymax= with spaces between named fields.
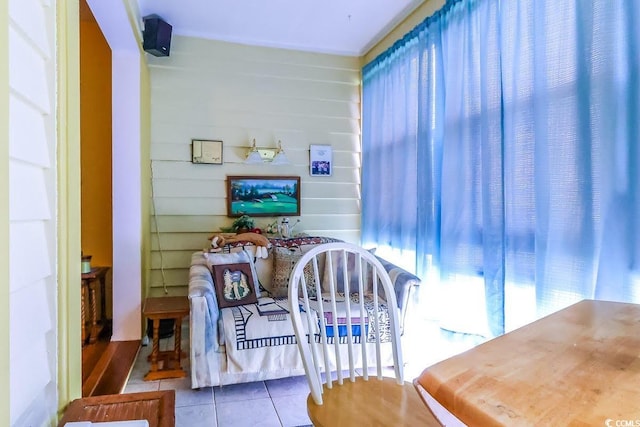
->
xmin=362 ymin=0 xmax=640 ymax=337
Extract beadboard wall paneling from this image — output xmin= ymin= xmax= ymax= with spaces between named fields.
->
xmin=153 ymin=215 xmax=220 ymax=233
xmin=152 ymin=194 xmax=360 ymax=218
xmin=151 ymin=162 xmax=358 ymax=186
xmin=8 ymin=0 xmax=58 ymax=424
xmin=150 ymin=233 xmax=212 ymax=252
xmin=151 ymin=250 xmax=194 ymax=270
xmin=147 ymin=36 xmax=362 ymax=294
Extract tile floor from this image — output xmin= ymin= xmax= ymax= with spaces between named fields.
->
xmin=123 ymin=317 xmax=482 ymax=427
xmin=123 ymin=326 xmax=314 ymax=427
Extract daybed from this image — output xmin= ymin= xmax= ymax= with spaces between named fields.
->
xmin=188 ymin=236 xmax=420 ymax=388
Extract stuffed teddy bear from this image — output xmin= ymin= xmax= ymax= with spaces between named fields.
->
xmin=209 ymin=232 xmax=270 ymax=259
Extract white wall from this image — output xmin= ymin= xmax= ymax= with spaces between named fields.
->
xmin=0 ymin=0 xmax=9 ymax=423
xmin=8 ymin=0 xmax=58 ymax=424
xmin=111 ymin=51 xmax=143 ymax=341
xmin=87 ymin=0 xmax=143 ymax=341
xmin=146 ymin=37 xmax=362 ymax=296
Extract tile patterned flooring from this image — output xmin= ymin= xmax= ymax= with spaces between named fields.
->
xmin=123 ymin=318 xmax=480 ymax=426
xmin=123 ymin=327 xmax=314 ymax=427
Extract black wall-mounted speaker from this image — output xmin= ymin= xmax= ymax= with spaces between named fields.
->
xmin=143 ymin=15 xmax=172 ymax=57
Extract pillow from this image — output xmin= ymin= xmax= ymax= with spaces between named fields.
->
xmin=322 ymin=248 xmax=377 ymax=294
xmin=211 ymin=262 xmax=258 ymax=308
xmin=271 ymin=247 xmax=319 ymax=298
xmin=205 ymin=249 xmax=262 ymax=298
xmin=224 ymin=245 xmax=271 ymax=292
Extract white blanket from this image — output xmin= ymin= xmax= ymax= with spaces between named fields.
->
xmin=308 ymin=293 xmax=391 ymax=344
xmin=220 ymin=294 xmax=391 ymax=376
xmin=221 ymin=299 xmax=306 ymax=374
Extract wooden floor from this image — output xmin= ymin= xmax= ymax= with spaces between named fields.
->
xmin=82 ymin=322 xmax=140 ymax=397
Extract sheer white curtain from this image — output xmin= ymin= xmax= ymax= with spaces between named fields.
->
xmin=362 ymin=0 xmax=640 ymax=337
xmin=500 ymin=0 xmax=640 ymax=332
xmin=361 ymin=9 xmax=445 ymax=279
xmin=361 ymin=33 xmax=421 ymax=266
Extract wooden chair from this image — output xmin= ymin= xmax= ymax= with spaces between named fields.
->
xmin=287 ymin=242 xmax=441 ymax=426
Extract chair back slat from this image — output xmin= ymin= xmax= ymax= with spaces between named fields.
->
xmin=372 ymin=267 xmax=382 ymax=379
xmin=311 ymin=254 xmax=334 ymax=393
xmin=288 ymin=242 xmax=405 ymax=406
xmin=326 ymin=250 xmax=344 ymax=385
xmin=309 ymin=256 xmax=324 ymax=387
xmin=341 ymin=249 xmax=357 ymax=382
xmin=356 ymin=253 xmax=369 ymax=380
xmin=299 ymin=273 xmax=322 ymax=395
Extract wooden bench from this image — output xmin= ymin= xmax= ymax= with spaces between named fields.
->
xmin=58 ymin=390 xmax=175 ymax=427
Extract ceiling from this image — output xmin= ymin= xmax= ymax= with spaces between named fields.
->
xmin=134 ymin=0 xmax=426 ymax=56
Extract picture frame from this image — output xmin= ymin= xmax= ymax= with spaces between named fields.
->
xmin=192 ymin=139 xmax=223 ymax=164
xmin=309 ymin=144 xmax=332 ymax=176
xmin=212 ymin=263 xmax=258 ymax=308
xmin=227 ymin=175 xmax=301 ymax=217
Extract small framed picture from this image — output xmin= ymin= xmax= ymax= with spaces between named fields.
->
xmin=212 ymin=263 xmax=258 ymax=308
xmin=192 ymin=139 xmax=223 ymax=164
xmin=309 ymin=145 xmax=332 ymax=176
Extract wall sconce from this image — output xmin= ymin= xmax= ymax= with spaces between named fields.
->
xmin=271 ymin=141 xmax=289 ymax=165
xmin=244 ymin=139 xmax=290 ymax=165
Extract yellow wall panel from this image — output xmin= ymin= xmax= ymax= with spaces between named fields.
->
xmin=80 ymin=18 xmax=113 ymax=267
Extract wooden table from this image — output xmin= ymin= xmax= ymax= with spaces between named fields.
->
xmin=143 ymin=296 xmax=189 ymax=381
xmin=81 ymin=266 xmax=110 ymax=344
xmin=307 ymin=377 xmax=441 ymax=426
xmin=58 ymin=390 xmax=175 ymax=427
xmin=415 ymin=299 xmax=640 ymax=426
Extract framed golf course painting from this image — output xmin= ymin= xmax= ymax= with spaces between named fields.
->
xmin=226 ymin=175 xmax=301 ymax=217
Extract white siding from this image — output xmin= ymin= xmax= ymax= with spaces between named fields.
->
xmin=147 ymin=36 xmax=362 ymax=295
xmin=8 ymin=0 xmax=57 ymax=424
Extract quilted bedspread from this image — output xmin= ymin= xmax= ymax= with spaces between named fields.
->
xmin=220 ymin=298 xmax=305 ymax=374
xmin=220 ymin=293 xmax=390 ymax=376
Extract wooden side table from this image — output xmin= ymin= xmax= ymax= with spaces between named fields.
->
xmin=58 ymin=390 xmax=175 ymax=427
xmin=143 ymin=296 xmax=190 ymax=381
xmin=81 ymin=266 xmax=110 ymax=344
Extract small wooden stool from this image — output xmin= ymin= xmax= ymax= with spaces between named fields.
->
xmin=143 ymin=296 xmax=189 ymax=381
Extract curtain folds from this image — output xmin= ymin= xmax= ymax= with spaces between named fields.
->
xmin=362 ymin=0 xmax=640 ymax=336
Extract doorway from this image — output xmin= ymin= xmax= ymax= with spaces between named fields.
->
xmin=78 ymin=0 xmax=144 ymax=394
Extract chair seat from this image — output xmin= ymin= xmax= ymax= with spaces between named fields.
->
xmin=306 ymin=376 xmax=441 ymax=427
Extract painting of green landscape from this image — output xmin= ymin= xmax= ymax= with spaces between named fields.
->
xmin=227 ymin=176 xmax=301 ymax=217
